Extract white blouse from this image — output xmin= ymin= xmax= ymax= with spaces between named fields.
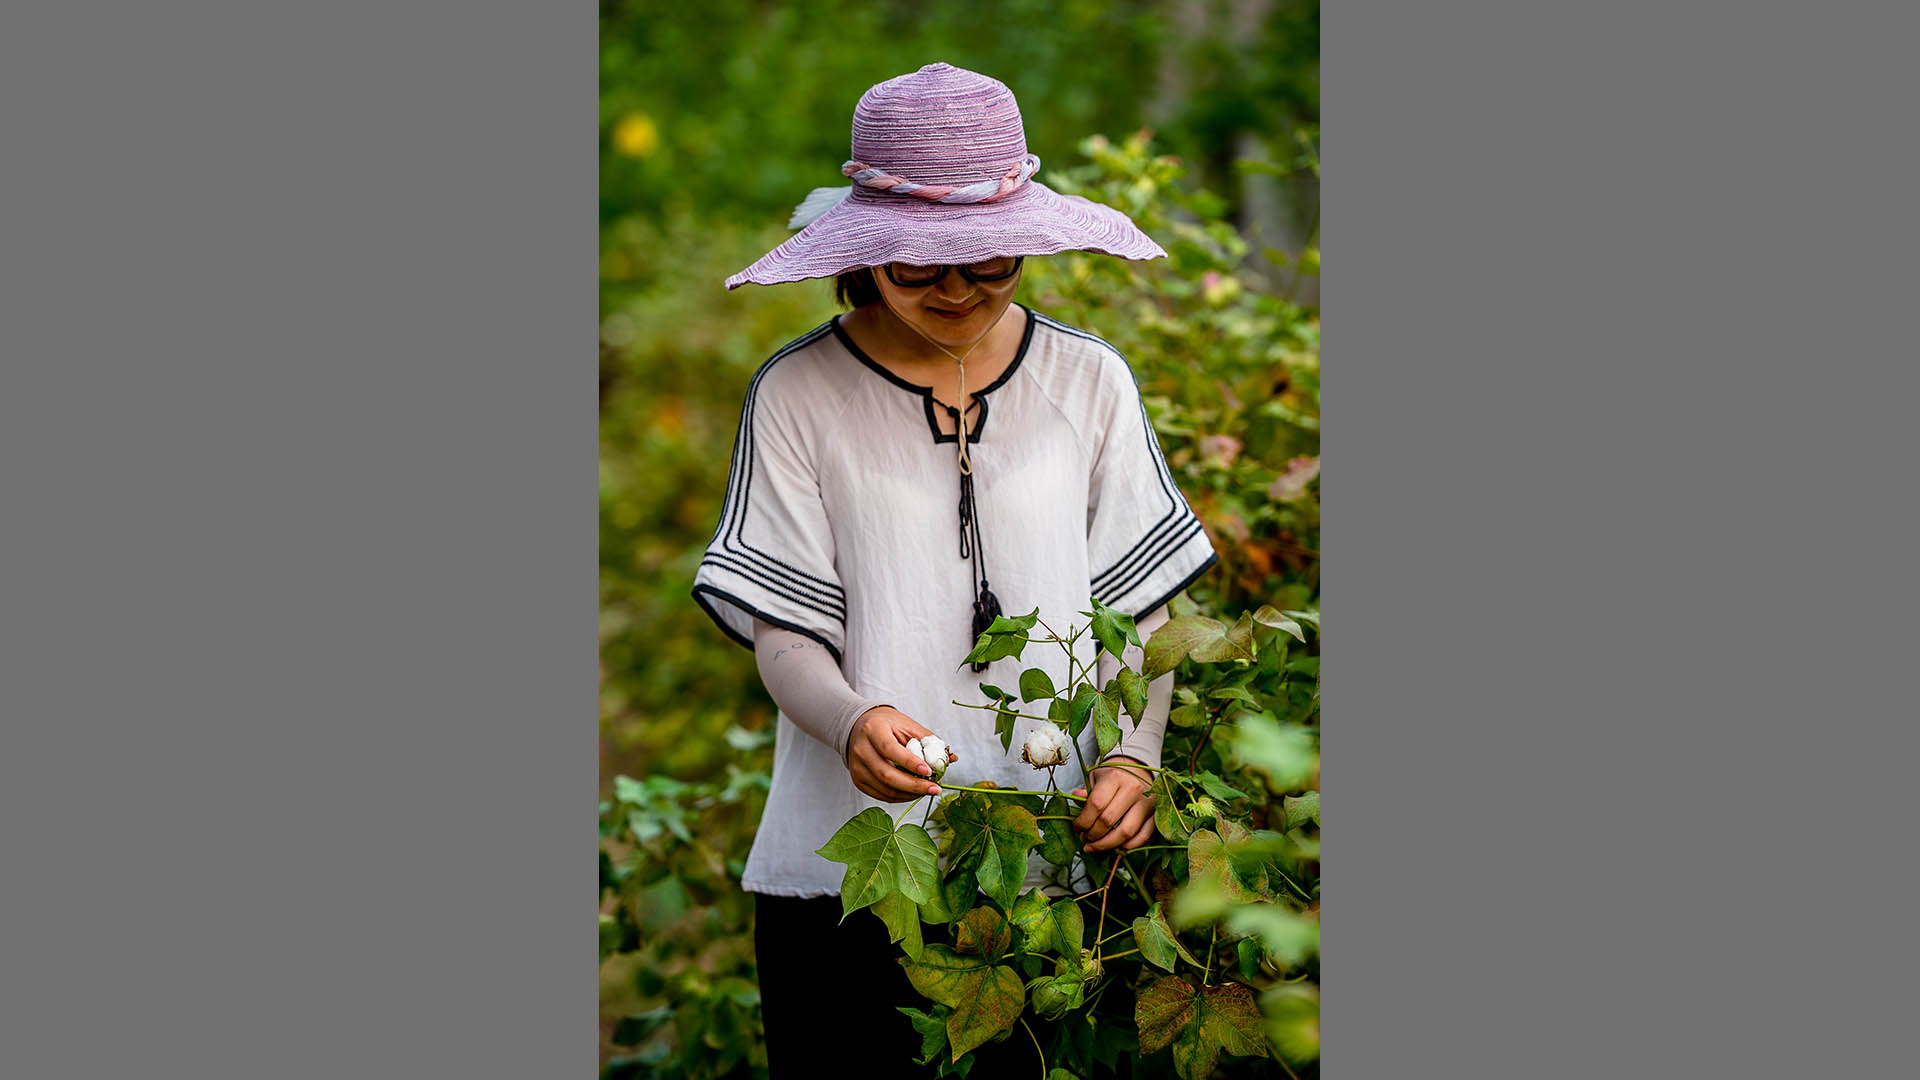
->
xmin=693 ymin=305 xmax=1218 ymax=897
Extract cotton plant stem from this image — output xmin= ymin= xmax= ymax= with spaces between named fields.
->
xmin=1018 ymin=1017 xmax=1046 ymax=1079
xmin=1089 ymin=761 xmax=1173 ymax=775
xmin=1094 ymin=850 xmax=1125 ymax=947
xmin=937 ymin=782 xmax=1087 ymax=802
xmin=1096 ymin=947 xmax=1140 ymax=964
xmin=950 ymin=700 xmax=1055 ymax=724
xmin=893 ymin=796 xmax=928 ymax=828
xmin=1273 ymin=867 xmax=1314 ymax=903
xmin=1189 ymin=711 xmax=1223 ymax=774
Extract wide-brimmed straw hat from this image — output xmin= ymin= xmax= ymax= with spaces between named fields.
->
xmin=724 ymin=62 xmax=1167 ymax=290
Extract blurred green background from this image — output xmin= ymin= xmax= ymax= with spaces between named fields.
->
xmin=600 ymin=2 xmax=1319 ymax=1074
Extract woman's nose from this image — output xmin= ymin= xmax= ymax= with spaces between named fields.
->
xmin=932 ymin=269 xmax=975 ymax=302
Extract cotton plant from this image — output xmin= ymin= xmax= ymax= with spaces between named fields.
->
xmin=814 ymin=594 xmax=1323 ymax=1079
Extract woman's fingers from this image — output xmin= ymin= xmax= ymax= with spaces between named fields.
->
xmin=1073 ymin=783 xmax=1118 ymax=841
xmin=860 ymin=732 xmax=939 ymax=798
xmin=1086 ymin=798 xmax=1155 ymax=853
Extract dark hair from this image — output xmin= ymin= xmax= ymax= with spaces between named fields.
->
xmin=834 ymin=267 xmax=881 ymax=309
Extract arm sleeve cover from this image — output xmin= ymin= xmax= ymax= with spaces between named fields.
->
xmin=753 ymin=618 xmax=893 ymax=764
xmin=1095 ymin=604 xmax=1174 ymax=774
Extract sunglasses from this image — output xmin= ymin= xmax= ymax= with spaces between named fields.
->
xmin=883 ymin=256 xmax=1024 ymax=288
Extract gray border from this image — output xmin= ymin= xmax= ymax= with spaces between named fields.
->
xmin=2 ymin=3 xmax=595 ymax=1075
xmin=7 ymin=1 xmax=1913 ymax=1075
xmin=1338 ymin=2 xmax=1912 ymax=1075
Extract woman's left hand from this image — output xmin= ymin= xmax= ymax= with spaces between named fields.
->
xmin=1071 ymin=756 xmax=1157 ymax=853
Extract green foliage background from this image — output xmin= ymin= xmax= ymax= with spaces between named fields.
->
xmin=600 ymin=3 xmax=1318 ymax=1075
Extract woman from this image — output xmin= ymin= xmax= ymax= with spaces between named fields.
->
xmin=691 ymin=63 xmax=1217 ymax=1074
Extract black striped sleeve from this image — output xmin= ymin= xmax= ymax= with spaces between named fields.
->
xmin=690 ymin=325 xmax=848 ymax=659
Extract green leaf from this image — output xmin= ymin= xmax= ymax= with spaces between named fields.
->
xmin=1013 ymin=896 xmax=1085 ymax=959
xmin=902 ymin=945 xmax=1026 ymax=1059
xmin=1167 ymin=702 xmax=1209 ymax=728
xmin=1260 ymin=983 xmax=1321 ymax=1065
xmin=1089 ymin=692 xmax=1122 ymax=756
xmin=1192 ymin=611 xmax=1258 ymax=664
xmin=1113 ymin=667 xmax=1147 ymax=726
xmin=1037 ymin=795 xmax=1078 ymax=866
xmin=978 ymin=683 xmax=1010 ymax=702
xmin=1135 ymin=976 xmax=1200 ymax=1054
xmin=1173 ymin=982 xmax=1270 ymax=1078
xmin=1281 ymin=791 xmax=1320 ymax=830
xmin=954 ymin=906 xmax=1011 ymax=958
xmin=1225 ymin=714 xmax=1318 ymax=790
xmin=815 ymin=808 xmax=942 ymax=919
xmin=1223 ymin=903 xmax=1320 ymax=968
xmin=1237 ymin=938 xmax=1261 ymax=980
xmin=1208 ymin=686 xmax=1259 ymax=707
xmin=1186 ymin=828 xmax=1264 ymax=904
xmin=994 ymin=701 xmax=1019 ymax=753
xmin=1251 ymin=605 xmax=1306 ymax=643
xmin=921 ymin=865 xmax=979 ymax=925
xmin=1067 ymin=683 xmax=1099 ymax=738
xmin=1019 ymin=667 xmax=1057 ymax=702
xmin=1280 ymin=609 xmax=1319 ymax=632
xmin=1153 ymin=776 xmax=1192 ymax=844
xmin=1087 ymin=596 xmax=1140 ymax=658
xmin=943 ymin=793 xmax=1042 ymax=912
xmin=1137 ymin=977 xmax=1270 ymax=1078
xmin=873 ymin=890 xmax=925 ymax=961
xmin=898 ymin=1005 xmax=950 ymax=1066
xmin=611 ymin=775 xmax=645 ymax=805
xmin=1008 ymin=889 xmax=1051 ymax=943
xmin=963 ymin=609 xmax=1042 ymax=667
xmin=1144 ymin=613 xmax=1257 ymax=678
xmin=986 ymin=609 xmax=1041 ymax=635
xmin=1132 ymin=901 xmax=1201 ymax=973
xmin=1047 ymin=696 xmax=1071 ymax=733
xmin=1195 ymin=771 xmax=1253 ymax=804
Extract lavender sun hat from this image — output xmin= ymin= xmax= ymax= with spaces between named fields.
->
xmin=724 ymin=62 xmax=1167 ymax=290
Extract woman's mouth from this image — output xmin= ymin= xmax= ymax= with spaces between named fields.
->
xmin=928 ymin=302 xmax=980 ymax=319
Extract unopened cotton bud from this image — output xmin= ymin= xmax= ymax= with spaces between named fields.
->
xmin=1022 ymin=726 xmax=1071 ymax=769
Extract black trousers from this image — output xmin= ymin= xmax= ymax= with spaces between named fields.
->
xmin=752 ymin=892 xmax=1043 ymax=1077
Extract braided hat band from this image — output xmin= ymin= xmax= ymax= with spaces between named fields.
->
xmin=842 ymin=154 xmax=1041 ymax=206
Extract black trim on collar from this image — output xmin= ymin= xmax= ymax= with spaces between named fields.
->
xmin=830 ymin=304 xmax=1036 ymax=445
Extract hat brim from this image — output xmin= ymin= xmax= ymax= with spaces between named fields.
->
xmin=723 ymin=180 xmax=1167 ymax=290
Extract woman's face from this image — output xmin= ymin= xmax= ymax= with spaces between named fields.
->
xmin=871 ymin=257 xmax=1024 ymax=350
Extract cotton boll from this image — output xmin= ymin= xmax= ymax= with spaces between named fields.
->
xmin=918 ymin=734 xmax=951 ymax=781
xmin=902 ymin=738 xmax=928 ymax=772
xmin=1021 ymin=726 xmax=1071 ymax=769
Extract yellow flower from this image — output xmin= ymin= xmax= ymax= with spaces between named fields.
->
xmin=611 ymin=112 xmax=657 ymax=158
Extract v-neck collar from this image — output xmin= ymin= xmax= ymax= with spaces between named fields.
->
xmin=830 ymin=304 xmax=1036 ymax=445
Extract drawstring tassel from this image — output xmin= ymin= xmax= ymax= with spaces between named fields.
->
xmin=969 ymin=584 xmax=1003 ymax=673
xmin=960 ymin=465 xmax=1001 ymax=671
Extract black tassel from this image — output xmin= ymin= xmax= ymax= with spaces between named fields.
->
xmin=969 ymin=585 xmax=1003 ymax=673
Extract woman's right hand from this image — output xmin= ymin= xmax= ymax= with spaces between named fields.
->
xmin=845 ymin=706 xmax=956 ymax=802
